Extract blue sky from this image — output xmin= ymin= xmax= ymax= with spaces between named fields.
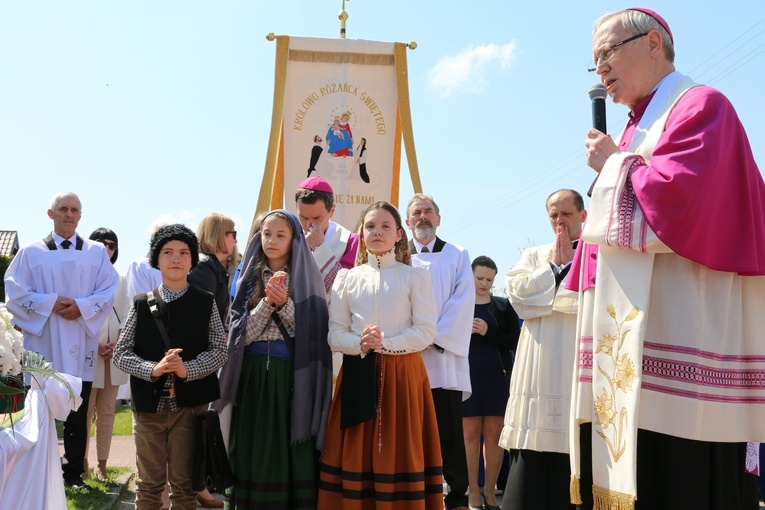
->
xmin=2 ymin=1 xmax=763 ymax=281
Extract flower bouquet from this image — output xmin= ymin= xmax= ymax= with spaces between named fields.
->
xmin=0 ymin=303 xmax=24 ymax=414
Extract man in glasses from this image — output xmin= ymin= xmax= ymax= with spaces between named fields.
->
xmin=569 ymin=8 xmax=765 ymax=509
xmin=4 ymin=191 xmax=119 ymax=489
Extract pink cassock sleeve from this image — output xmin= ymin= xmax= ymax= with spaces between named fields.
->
xmin=626 ymin=86 xmax=765 ymax=275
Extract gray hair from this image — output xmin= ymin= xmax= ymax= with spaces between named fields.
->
xmin=49 ymin=191 xmax=82 ymax=211
xmin=406 ymin=193 xmax=440 ymax=217
xmin=595 ymin=9 xmax=675 ymax=63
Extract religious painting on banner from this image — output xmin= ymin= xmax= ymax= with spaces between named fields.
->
xmin=257 ymin=36 xmax=422 ymax=233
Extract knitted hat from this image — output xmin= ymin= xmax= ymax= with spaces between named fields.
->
xmin=148 ymin=224 xmax=200 ymax=269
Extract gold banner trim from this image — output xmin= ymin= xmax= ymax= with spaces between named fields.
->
xmin=288 ymin=49 xmax=394 ymax=66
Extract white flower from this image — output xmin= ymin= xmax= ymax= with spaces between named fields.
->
xmin=0 ymin=304 xmax=24 ymax=376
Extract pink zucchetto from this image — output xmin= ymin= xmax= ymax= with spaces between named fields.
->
xmin=628 ymin=7 xmax=673 ymax=43
xmin=298 ymin=176 xmax=334 ymax=194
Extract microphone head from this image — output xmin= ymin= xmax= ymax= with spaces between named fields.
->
xmin=589 ymin=82 xmax=608 ymax=101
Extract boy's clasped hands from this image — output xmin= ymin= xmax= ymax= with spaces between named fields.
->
xmin=151 ymin=348 xmax=187 ymax=379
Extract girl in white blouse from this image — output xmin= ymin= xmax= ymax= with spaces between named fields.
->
xmin=318 ymin=201 xmax=444 ymax=510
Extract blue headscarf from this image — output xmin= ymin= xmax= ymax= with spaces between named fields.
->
xmin=214 ymin=210 xmax=332 ymax=449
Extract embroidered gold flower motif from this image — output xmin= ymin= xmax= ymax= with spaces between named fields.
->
xmin=594 ymin=304 xmax=640 ymax=463
xmin=624 ymin=306 xmax=639 ymax=322
xmin=596 ymin=333 xmax=618 ymax=356
xmin=614 ymin=353 xmax=636 ymax=392
xmin=594 ymin=388 xmax=615 ymax=429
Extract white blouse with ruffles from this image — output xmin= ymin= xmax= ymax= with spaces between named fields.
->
xmin=329 ymin=251 xmax=437 ymax=356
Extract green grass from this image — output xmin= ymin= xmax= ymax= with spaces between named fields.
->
xmin=3 ymin=404 xmax=133 ymax=437
xmin=65 ymin=466 xmax=130 ymax=510
xmin=53 ymin=404 xmax=133 ymax=437
xmin=109 ymin=405 xmax=133 ymax=436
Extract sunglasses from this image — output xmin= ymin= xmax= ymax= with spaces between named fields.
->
xmin=101 ymin=240 xmax=117 ymax=250
xmin=226 ymin=230 xmax=237 ymax=240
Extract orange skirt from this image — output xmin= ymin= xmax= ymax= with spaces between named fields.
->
xmin=318 ymin=353 xmax=443 ymax=510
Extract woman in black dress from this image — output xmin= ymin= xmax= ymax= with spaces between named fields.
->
xmin=462 ymin=256 xmax=520 ymax=510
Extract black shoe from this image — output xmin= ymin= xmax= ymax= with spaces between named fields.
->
xmin=482 ymin=493 xmax=501 ymax=510
xmin=64 ymin=477 xmax=86 ymax=490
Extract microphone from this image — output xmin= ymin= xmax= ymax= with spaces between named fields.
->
xmin=587 ymin=83 xmax=608 ymax=196
xmin=589 ymin=83 xmax=607 ymax=134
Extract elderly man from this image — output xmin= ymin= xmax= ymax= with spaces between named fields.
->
xmin=4 ymin=192 xmax=119 ymax=489
xmin=569 ymin=8 xmax=765 ymax=509
xmin=406 ymin=193 xmax=474 ymax=510
xmin=499 ymin=189 xmax=586 ymax=510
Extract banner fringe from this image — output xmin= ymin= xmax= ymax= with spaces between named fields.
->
xmin=592 ymin=485 xmax=636 ymax=510
xmin=289 ymin=49 xmax=394 ymax=66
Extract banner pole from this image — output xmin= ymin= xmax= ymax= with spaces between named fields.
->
xmin=338 ymin=0 xmax=349 ymax=39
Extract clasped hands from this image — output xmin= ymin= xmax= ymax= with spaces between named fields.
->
xmin=264 ymin=270 xmax=288 ymax=308
xmin=98 ymin=343 xmax=115 ymax=359
xmin=551 ymin=224 xmax=575 ymax=267
xmin=53 ymin=296 xmax=81 ymax=320
xmin=472 ymin=318 xmax=488 ymax=336
xmin=151 ymin=348 xmax=187 ymax=379
xmin=360 ymin=324 xmax=383 ymax=354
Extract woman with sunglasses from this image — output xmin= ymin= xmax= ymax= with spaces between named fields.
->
xmin=84 ymin=228 xmax=130 ymax=482
xmin=189 ymin=213 xmax=238 ymax=330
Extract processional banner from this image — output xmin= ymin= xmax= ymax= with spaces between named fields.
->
xmin=256 ymin=36 xmax=422 ymax=231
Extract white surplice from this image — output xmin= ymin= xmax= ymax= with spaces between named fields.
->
xmin=4 ymin=235 xmax=119 ymax=382
xmin=499 ymin=243 xmax=579 ymax=454
xmin=124 ymin=256 xmax=162 ymax=300
xmin=411 ymin=241 xmax=474 ymax=398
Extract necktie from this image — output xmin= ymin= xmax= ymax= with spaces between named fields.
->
xmin=421 ymin=246 xmax=429 ymax=253
xmin=61 ymin=240 xmax=72 ymax=250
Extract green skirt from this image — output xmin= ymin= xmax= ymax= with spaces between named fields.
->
xmin=227 ymin=354 xmax=320 ymax=509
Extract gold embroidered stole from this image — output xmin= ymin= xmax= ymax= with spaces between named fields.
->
xmin=569 ymin=75 xmax=697 ymax=509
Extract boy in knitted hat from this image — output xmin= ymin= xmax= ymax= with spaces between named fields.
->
xmin=113 ymin=224 xmax=227 ymax=510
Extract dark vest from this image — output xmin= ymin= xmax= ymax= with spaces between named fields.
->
xmin=130 ymin=285 xmax=220 ymax=412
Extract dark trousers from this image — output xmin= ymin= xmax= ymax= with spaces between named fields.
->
xmin=577 ymin=424 xmax=750 ymax=510
xmin=432 ymin=387 xmax=469 ymax=509
xmin=502 ymin=449 xmax=574 ymax=510
xmin=62 ymin=381 xmax=93 ymax=482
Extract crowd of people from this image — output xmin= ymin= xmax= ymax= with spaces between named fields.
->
xmin=3 ymin=7 xmax=765 ymax=510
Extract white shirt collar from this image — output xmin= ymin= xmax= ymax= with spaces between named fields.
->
xmin=412 ymin=237 xmax=436 ymax=253
xmin=52 ymin=232 xmax=77 ymax=248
